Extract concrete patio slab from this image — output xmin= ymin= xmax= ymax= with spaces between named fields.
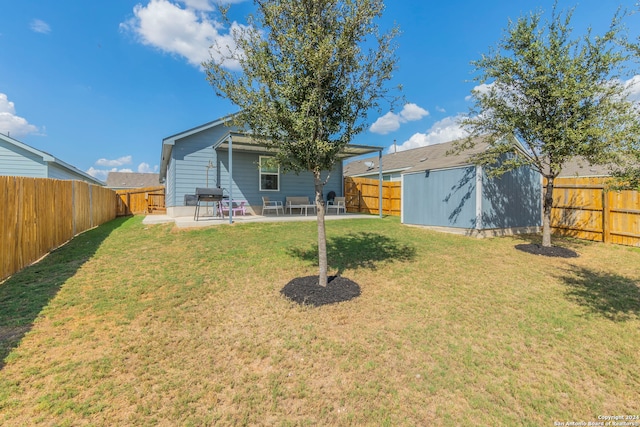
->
xmin=142 ymin=212 xmax=378 ymax=229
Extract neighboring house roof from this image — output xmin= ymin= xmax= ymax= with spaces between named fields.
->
xmin=345 ymin=136 xmax=492 ymax=176
xmin=557 ymin=158 xmax=613 ymax=178
xmin=106 ymin=172 xmax=161 ymax=189
xmin=0 ymin=132 xmax=105 ymax=185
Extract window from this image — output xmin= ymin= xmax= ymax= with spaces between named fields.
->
xmin=259 ymin=156 xmax=279 ymax=191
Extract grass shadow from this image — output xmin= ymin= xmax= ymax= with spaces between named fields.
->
xmin=288 ymin=231 xmax=417 ymax=275
xmin=559 ymin=265 xmax=640 ymax=322
xmin=0 ymin=217 xmax=126 ymax=370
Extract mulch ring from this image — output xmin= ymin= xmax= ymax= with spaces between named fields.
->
xmin=515 ymin=243 xmax=579 ymax=258
xmin=281 ymin=275 xmax=361 ymax=307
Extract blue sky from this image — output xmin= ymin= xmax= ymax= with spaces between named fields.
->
xmin=1 ymin=0 xmax=639 ymax=181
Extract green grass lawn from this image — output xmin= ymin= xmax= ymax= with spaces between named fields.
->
xmin=1 ymin=216 xmax=639 ymax=426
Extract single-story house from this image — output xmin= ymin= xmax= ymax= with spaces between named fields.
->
xmin=159 ymin=115 xmax=383 ymax=218
xmin=106 ymin=172 xmax=162 ymax=190
xmin=0 ymin=132 xmax=104 ymax=185
xmin=347 ymin=135 xmax=542 ymax=236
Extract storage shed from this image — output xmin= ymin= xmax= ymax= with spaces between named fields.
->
xmin=401 ymin=136 xmax=542 ymax=236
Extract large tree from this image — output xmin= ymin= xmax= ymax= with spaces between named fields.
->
xmin=459 ymin=3 xmax=640 ymax=247
xmin=203 ymin=0 xmax=398 ymax=286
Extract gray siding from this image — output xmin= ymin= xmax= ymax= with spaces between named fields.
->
xmin=217 ymin=150 xmax=343 ymax=207
xmin=166 ymin=120 xmax=344 ymax=209
xmin=169 ymin=125 xmax=229 ymax=207
xmin=0 ymin=139 xmax=46 ymax=178
xmin=403 ymin=166 xmax=477 ymax=228
xmin=481 ymin=166 xmax=541 ymax=229
xmin=165 ymin=156 xmax=177 ymax=207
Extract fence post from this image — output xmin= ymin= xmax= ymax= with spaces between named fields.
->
xmin=602 ymin=188 xmax=610 ymax=243
xmin=72 ymin=180 xmax=76 ymax=236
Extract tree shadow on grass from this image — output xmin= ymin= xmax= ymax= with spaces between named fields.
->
xmin=287 ymin=231 xmax=417 ymax=275
xmin=559 ymin=265 xmax=640 ymax=322
xmin=0 ymin=217 xmax=127 ymax=370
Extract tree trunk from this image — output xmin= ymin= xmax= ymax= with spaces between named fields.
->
xmin=314 ymin=171 xmax=328 ymax=287
xmin=542 ymin=176 xmax=555 ymax=247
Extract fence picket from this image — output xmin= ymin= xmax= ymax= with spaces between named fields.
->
xmin=1 ymin=177 xmax=117 ymax=281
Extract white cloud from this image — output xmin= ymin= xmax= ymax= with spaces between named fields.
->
xmin=370 ymin=103 xmax=429 ymax=135
xmin=95 ymin=156 xmax=133 ymax=167
xmin=121 ymin=0 xmax=246 ymax=69
xmin=370 ymin=111 xmax=402 ymax=134
xmin=137 ymin=162 xmax=159 ymax=173
xmin=625 ymin=75 xmax=640 ymax=103
xmin=0 ymin=93 xmax=40 ymax=137
xmin=394 ymin=115 xmax=468 ymax=152
xmin=86 ymin=167 xmax=126 ymax=181
xmin=400 ymin=103 xmax=429 ymax=121
xmin=465 ymin=83 xmax=493 ymax=102
xmin=87 ymin=159 xmax=158 ymax=180
xmin=30 ymin=19 xmax=51 ymax=34
xmin=435 ymin=106 xmax=446 ymax=113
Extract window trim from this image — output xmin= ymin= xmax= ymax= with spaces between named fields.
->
xmin=259 ymin=156 xmax=280 ymax=192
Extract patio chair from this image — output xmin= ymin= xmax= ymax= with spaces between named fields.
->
xmin=262 ymin=196 xmax=283 ymax=215
xmin=326 ymin=196 xmax=346 ymax=214
xmin=219 ymin=199 xmax=247 ymax=216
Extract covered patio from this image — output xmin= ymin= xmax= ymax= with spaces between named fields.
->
xmin=212 ymin=130 xmax=385 ymax=224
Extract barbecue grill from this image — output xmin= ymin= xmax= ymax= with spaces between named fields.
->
xmin=194 ymin=187 xmax=225 ymax=221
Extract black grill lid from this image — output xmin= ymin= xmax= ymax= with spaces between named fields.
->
xmin=195 ymin=187 xmax=224 ymax=199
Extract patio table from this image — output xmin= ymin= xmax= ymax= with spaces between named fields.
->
xmin=287 ymin=203 xmax=317 ymax=216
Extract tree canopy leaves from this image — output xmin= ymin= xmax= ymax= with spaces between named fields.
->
xmin=459 ymin=3 xmax=640 ymax=246
xmin=461 ymin=4 xmax=640 ymax=180
xmin=204 ymin=0 xmax=399 ymax=175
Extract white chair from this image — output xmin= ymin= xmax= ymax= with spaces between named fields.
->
xmin=326 ymin=197 xmax=346 ymax=214
xmin=262 ymin=196 xmax=283 ymax=215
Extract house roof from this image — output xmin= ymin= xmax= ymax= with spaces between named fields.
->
xmin=106 ymin=172 xmax=161 ymax=188
xmin=160 ymin=114 xmax=384 ymax=181
xmin=0 ymin=133 xmax=105 ymax=185
xmin=214 ymin=131 xmax=383 ymax=159
xmin=344 ymin=136 xmax=492 ymax=176
xmin=556 ymin=157 xmax=619 ymax=177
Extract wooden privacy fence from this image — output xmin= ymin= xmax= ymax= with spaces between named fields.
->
xmin=344 ymin=177 xmax=401 ymax=216
xmin=0 ymin=176 xmax=117 ymax=281
xmin=116 ymin=186 xmax=165 ymax=216
xmin=551 ymin=177 xmax=640 ymax=247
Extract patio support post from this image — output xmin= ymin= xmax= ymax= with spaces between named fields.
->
xmin=228 ymin=134 xmax=233 ymax=224
xmin=378 ymin=149 xmax=383 ymax=218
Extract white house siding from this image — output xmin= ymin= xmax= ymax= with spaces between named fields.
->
xmin=47 ymin=163 xmax=91 ymax=181
xmin=0 ymin=138 xmax=46 ymax=177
